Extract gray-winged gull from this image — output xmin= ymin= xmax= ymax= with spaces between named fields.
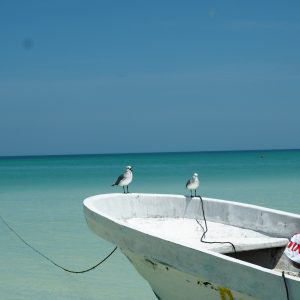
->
xmin=186 ymin=173 xmax=199 ymax=197
xmin=112 ymin=166 xmax=133 ymax=193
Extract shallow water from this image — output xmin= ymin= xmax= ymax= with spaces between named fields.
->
xmin=0 ymin=150 xmax=300 ymax=299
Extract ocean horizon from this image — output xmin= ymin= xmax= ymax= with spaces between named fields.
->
xmin=1 ymin=149 xmax=300 ymax=299
xmin=1 ymin=147 xmax=300 ymax=159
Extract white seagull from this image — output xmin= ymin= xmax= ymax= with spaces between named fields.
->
xmin=112 ymin=166 xmax=133 ymax=193
xmin=186 ymin=173 xmax=199 ymax=197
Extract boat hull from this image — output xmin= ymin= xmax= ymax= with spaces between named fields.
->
xmin=121 ymin=248 xmax=255 ymax=300
xmin=83 ymin=193 xmax=300 ymax=299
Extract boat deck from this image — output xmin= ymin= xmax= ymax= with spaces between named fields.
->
xmin=119 ymin=217 xmax=288 ymax=254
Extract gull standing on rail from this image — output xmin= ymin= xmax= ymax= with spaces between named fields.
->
xmin=112 ymin=166 xmax=133 ymax=193
xmin=186 ymin=173 xmax=199 ymax=197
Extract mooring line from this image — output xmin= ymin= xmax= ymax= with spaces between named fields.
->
xmin=0 ymin=214 xmax=117 ymax=274
xmin=282 ymin=271 xmax=290 ymax=300
xmin=196 ymin=195 xmax=237 ymax=258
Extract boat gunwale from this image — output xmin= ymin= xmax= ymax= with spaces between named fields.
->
xmin=83 ymin=193 xmax=300 ymax=220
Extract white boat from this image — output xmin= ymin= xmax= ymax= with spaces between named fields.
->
xmin=83 ymin=193 xmax=300 ymax=300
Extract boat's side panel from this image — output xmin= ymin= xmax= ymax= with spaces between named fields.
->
xmin=122 ymin=249 xmax=256 ymax=300
xmin=84 ymin=193 xmax=190 ymax=219
xmin=204 ymin=198 xmax=300 ymax=238
xmin=84 ymin=205 xmax=300 ymax=300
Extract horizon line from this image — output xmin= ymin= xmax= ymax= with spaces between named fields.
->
xmin=0 ymin=147 xmax=299 ymax=159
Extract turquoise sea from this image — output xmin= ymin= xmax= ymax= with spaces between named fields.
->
xmin=1 ymin=150 xmax=300 ymax=299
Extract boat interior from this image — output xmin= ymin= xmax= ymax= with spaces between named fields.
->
xmin=119 ymin=217 xmax=288 ymax=269
xmin=84 ymin=193 xmax=300 ymax=276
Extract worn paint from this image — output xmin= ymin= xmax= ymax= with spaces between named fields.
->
xmin=219 ymin=287 xmax=234 ymax=300
xmin=145 ymin=258 xmax=158 ymax=270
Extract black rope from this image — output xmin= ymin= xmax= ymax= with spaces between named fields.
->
xmin=195 ymin=195 xmax=237 ymax=258
xmin=282 ymin=271 xmax=290 ymax=300
xmin=0 ymin=214 xmax=117 ymax=274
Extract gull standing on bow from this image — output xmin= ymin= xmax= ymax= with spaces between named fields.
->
xmin=112 ymin=166 xmax=133 ymax=193
xmin=186 ymin=173 xmax=199 ymax=197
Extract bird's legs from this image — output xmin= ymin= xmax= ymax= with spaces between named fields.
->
xmin=126 ymin=186 xmax=129 ymax=193
xmin=123 ymin=186 xmax=125 ymax=193
xmin=190 ymin=190 xmax=192 ymax=197
xmin=194 ymin=190 xmax=197 ymax=197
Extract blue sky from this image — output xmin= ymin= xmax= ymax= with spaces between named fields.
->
xmin=0 ymin=1 xmax=300 ymax=156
